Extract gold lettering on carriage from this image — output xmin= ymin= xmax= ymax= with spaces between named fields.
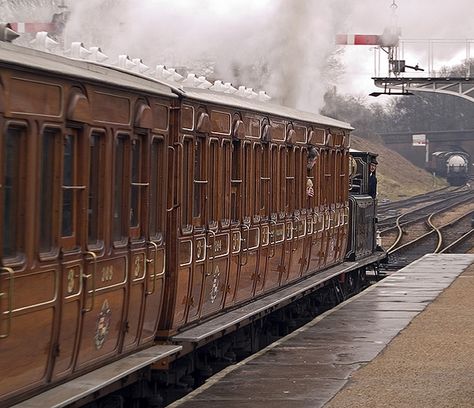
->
xmin=67 ymin=268 xmax=76 ymax=294
xmin=210 ymin=265 xmax=220 ymax=303
xmin=232 ymin=232 xmax=240 ymax=252
xmin=101 ymin=265 xmax=114 ymax=282
xmin=133 ymin=255 xmax=143 ymax=278
xmin=214 ymin=238 xmax=222 ymax=253
xmin=196 ymin=239 xmax=205 ymax=260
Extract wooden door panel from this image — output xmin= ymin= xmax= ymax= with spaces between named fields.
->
xmin=74 ymin=256 xmax=128 ymax=370
xmin=122 ymin=250 xmax=147 ymax=352
xmin=187 ymin=263 xmax=203 ymax=323
xmin=0 ymin=267 xmax=57 ymax=399
xmin=140 ymin=247 xmax=165 ymax=344
xmin=200 ymin=257 xmax=228 ymax=318
xmin=170 ymin=266 xmax=191 ymax=330
xmin=0 ymin=308 xmax=54 ymax=398
xmin=234 ymin=253 xmax=258 ymax=303
xmin=52 ymin=261 xmax=83 ymax=380
xmin=52 ymin=299 xmax=81 ymax=378
xmin=75 ymin=290 xmax=125 ymax=369
xmin=263 ymin=222 xmax=285 ymax=291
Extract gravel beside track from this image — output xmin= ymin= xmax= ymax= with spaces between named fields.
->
xmin=325 ymin=263 xmax=474 ymax=408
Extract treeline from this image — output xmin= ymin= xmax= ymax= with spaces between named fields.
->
xmin=321 ymin=86 xmax=474 ymax=139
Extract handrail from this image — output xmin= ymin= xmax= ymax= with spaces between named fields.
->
xmin=82 ymin=251 xmax=97 ymax=313
xmin=240 ymin=224 xmax=250 ymax=267
xmin=146 ymin=241 xmax=158 ymax=295
xmin=0 ymin=267 xmax=14 ymax=339
xmin=167 ymin=144 xmax=180 ymax=212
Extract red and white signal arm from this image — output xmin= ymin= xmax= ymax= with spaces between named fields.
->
xmin=412 ymin=134 xmax=427 ymax=146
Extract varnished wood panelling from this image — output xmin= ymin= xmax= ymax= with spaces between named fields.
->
xmin=10 ymin=77 xmax=62 ymax=117
xmin=92 ymin=91 xmax=130 ymax=125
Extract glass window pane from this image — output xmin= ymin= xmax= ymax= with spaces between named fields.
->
xmin=113 ymin=136 xmax=126 ymax=241
xmin=193 ymin=139 xmax=202 ymax=219
xmin=3 ymin=127 xmax=23 ymax=257
xmin=62 ymin=135 xmax=74 ymax=237
xmin=40 ymin=129 xmax=57 ymax=252
xmin=88 ymin=133 xmax=102 ymax=245
xmin=130 ymin=138 xmax=140 ymax=228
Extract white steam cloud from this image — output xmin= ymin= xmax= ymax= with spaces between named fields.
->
xmin=65 ymin=0 xmax=353 ymax=112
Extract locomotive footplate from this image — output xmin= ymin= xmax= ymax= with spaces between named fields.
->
xmin=171 ymin=252 xmax=387 ymax=347
xmin=13 ymin=345 xmax=182 ymax=408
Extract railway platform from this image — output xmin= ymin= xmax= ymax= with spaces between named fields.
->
xmin=169 ymin=253 xmax=474 ymax=408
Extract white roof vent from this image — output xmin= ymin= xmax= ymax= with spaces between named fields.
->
xmin=196 ymin=76 xmax=212 ymax=89
xmin=117 ymin=54 xmax=136 ymax=70
xmin=258 ymin=91 xmax=271 ymax=102
xmin=224 ymin=82 xmax=237 ymax=94
xmin=245 ymin=88 xmax=258 ymax=99
xmin=210 ymin=80 xmax=226 ymax=92
xmin=132 ymin=58 xmax=149 ymax=73
xmin=155 ymin=65 xmax=183 ymax=82
xmin=89 ymin=46 xmax=108 ymax=62
xmin=182 ymin=73 xmax=201 ymax=87
xmin=236 ymin=86 xmax=247 ymax=97
xmin=68 ymin=42 xmax=91 ymax=59
xmin=30 ymin=31 xmax=58 ymax=51
xmin=166 ymin=68 xmax=183 ymax=82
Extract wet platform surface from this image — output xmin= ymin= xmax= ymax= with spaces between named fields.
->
xmin=170 ymin=254 xmax=474 ymax=408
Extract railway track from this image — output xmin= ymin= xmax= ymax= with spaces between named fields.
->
xmin=381 ymin=190 xmax=474 ymax=269
xmin=377 ymin=186 xmax=463 ymax=222
xmin=378 ymin=188 xmax=472 ymax=231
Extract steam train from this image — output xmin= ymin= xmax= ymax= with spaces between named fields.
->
xmin=0 ymin=32 xmax=385 ymax=407
xmin=431 ymin=151 xmax=471 ymax=186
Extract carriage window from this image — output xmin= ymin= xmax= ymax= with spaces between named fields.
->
xmin=243 ymin=142 xmax=253 ymax=217
xmin=208 ymin=140 xmax=219 ymax=222
xmin=61 ymin=134 xmax=77 ymax=239
xmin=222 ymin=141 xmax=231 ymax=222
xmin=182 ymin=139 xmax=192 ymax=227
xmin=88 ymin=132 xmax=104 ymax=245
xmin=150 ymin=137 xmax=164 ymax=238
xmin=295 ymin=147 xmax=302 ymax=210
xmin=231 ymin=139 xmax=241 ymax=223
xmin=40 ymin=128 xmax=59 ymax=253
xmin=130 ymin=136 xmax=147 ymax=235
xmin=258 ymin=144 xmax=269 ymax=215
xmin=3 ymin=127 xmax=25 ymax=258
xmin=270 ymin=145 xmax=279 ymax=214
xmin=193 ymin=138 xmax=205 ymax=223
xmin=113 ymin=135 xmax=128 ymax=242
xmin=286 ymin=147 xmax=295 ymax=212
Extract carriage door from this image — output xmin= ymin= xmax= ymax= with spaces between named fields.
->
xmin=200 ymin=137 xmax=229 ymax=318
xmin=74 ymin=132 xmax=129 ymax=370
xmin=233 ymin=141 xmax=256 ymax=303
xmin=121 ymin=130 xmax=151 ymax=353
xmin=264 ymin=143 xmax=285 ymax=291
xmin=52 ymin=126 xmax=89 ymax=381
xmin=138 ymin=134 xmax=167 ymax=345
xmin=254 ymin=142 xmax=270 ymax=296
xmin=0 ymin=124 xmax=59 ymax=399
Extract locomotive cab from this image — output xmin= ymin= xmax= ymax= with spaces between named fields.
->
xmin=346 ymin=150 xmax=380 ymax=261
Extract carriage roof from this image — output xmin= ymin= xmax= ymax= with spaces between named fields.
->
xmin=0 ymin=40 xmax=353 ymax=131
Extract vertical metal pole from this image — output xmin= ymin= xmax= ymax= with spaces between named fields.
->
xmin=466 ymin=40 xmax=471 ymax=78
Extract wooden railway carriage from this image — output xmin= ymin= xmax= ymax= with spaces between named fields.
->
xmin=0 ymin=39 xmax=352 ymax=405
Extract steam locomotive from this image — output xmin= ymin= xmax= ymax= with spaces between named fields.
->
xmin=431 ymin=151 xmax=471 ymax=186
xmin=0 ymin=30 xmax=385 ymax=407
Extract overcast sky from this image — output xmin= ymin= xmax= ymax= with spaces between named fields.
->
xmin=6 ymin=0 xmax=474 ymax=111
xmin=340 ymin=0 xmax=474 ymax=97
